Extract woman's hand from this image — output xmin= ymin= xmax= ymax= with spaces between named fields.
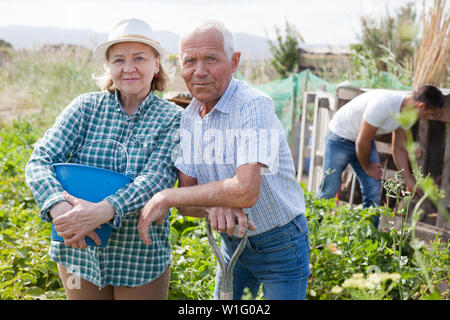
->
xmin=50 ymin=200 xmax=98 ymax=248
xmin=50 ymin=200 xmax=74 ymax=220
xmin=138 ymin=191 xmax=171 ymax=245
xmin=52 ymin=192 xmax=116 ymax=249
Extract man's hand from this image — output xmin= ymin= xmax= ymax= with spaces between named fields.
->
xmin=207 ymin=207 xmax=257 ymax=238
xmin=364 ymin=162 xmax=383 ymax=180
xmin=356 ymin=120 xmax=381 ymax=180
xmin=404 ymin=177 xmax=423 ymax=198
xmin=138 ymin=191 xmax=170 ymax=245
xmin=392 ymin=127 xmax=422 ymax=198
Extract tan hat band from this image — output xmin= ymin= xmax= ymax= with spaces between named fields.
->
xmin=112 ymin=34 xmax=161 ymax=45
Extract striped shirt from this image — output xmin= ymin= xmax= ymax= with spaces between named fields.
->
xmin=175 ymin=78 xmax=305 ymax=236
xmin=25 ymin=90 xmax=182 ymax=287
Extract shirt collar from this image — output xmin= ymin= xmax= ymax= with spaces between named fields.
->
xmin=212 ymin=77 xmax=238 ymax=114
xmin=191 ymin=77 xmax=238 ymax=116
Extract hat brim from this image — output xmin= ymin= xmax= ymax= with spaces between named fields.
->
xmin=94 ymin=38 xmax=168 ymax=62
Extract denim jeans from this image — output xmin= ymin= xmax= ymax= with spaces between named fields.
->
xmin=318 ymin=131 xmax=381 ymax=226
xmin=213 ymin=214 xmax=310 ymax=300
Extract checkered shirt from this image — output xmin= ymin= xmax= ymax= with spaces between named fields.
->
xmin=25 ymin=90 xmax=182 ymax=287
xmin=175 ymin=78 xmax=305 ymax=236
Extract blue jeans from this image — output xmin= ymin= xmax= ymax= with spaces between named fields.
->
xmin=214 ymin=214 xmax=310 ymax=300
xmin=318 ymin=131 xmax=381 ymax=226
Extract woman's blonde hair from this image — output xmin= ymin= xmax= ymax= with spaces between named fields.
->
xmin=93 ymin=44 xmax=169 ymax=93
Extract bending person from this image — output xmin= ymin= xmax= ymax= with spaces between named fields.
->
xmin=318 ymin=85 xmax=444 ymax=227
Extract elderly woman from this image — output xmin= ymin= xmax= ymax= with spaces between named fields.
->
xmin=25 ymin=18 xmax=182 ymax=300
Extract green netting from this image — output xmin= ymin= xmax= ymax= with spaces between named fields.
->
xmin=234 ymin=69 xmax=410 ymax=146
xmin=235 ymin=69 xmax=336 ymax=144
xmin=349 ymin=71 xmax=411 ymax=91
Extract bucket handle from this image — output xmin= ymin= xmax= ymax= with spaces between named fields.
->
xmin=66 ymin=139 xmax=131 ymax=175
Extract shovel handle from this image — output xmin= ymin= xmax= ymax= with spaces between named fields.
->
xmin=205 ymin=214 xmax=249 ymax=300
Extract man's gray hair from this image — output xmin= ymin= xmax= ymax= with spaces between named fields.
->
xmin=179 ymin=20 xmax=235 ymax=60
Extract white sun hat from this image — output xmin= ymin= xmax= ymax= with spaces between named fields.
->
xmin=94 ymin=18 xmax=168 ymax=61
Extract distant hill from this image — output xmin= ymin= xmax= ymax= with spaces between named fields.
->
xmin=0 ymin=25 xmax=271 ymax=60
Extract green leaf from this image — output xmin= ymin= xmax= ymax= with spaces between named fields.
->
xmin=24 ymin=286 xmax=45 ymax=297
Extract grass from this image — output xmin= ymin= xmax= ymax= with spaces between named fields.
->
xmin=1 ymin=47 xmax=93 ymax=122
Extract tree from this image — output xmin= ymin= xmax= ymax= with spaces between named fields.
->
xmin=267 ymin=19 xmax=304 ymax=79
xmin=357 ymin=1 xmax=418 ymax=71
xmin=0 ymin=39 xmax=13 ymax=67
xmin=0 ymin=39 xmax=13 ymax=49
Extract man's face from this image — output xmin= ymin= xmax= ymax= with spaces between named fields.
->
xmin=180 ymin=29 xmax=240 ymax=111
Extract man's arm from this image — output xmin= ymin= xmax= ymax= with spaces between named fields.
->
xmin=175 ymin=171 xmax=257 ymax=236
xmin=392 ymin=127 xmax=417 ymax=192
xmin=356 ymin=120 xmax=382 ymax=180
xmin=165 ymin=163 xmax=263 ymax=210
xmin=138 ymin=163 xmax=263 ymax=244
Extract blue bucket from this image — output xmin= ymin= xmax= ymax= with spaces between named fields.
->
xmin=51 ymin=163 xmax=132 ymax=247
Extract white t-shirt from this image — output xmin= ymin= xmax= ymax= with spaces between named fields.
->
xmin=329 ymin=89 xmax=407 ymax=142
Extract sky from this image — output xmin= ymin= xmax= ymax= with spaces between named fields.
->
xmin=0 ymin=0 xmax=437 ymax=45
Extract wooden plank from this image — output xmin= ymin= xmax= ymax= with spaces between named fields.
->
xmin=308 ymin=95 xmax=320 ymax=191
xmin=416 ymin=119 xmax=430 ymax=173
xmin=436 ymin=128 xmax=450 ymax=229
xmin=375 ymin=141 xmax=392 ymax=155
xmin=297 ymin=92 xmax=314 ymax=181
xmin=426 ymin=93 xmax=450 ymax=123
xmin=427 ymin=106 xmax=450 ymax=123
xmin=335 ymin=86 xmax=363 ymax=101
xmin=427 ymin=121 xmax=446 ymax=178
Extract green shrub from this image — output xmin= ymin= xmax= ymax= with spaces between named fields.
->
xmin=303 ymin=183 xmax=448 ymax=300
xmin=169 ymin=212 xmax=217 ymax=300
xmin=0 ymin=122 xmax=65 ymax=299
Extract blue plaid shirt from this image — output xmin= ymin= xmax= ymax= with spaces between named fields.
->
xmin=175 ymin=78 xmax=305 ymax=236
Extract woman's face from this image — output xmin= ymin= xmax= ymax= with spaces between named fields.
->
xmin=107 ymin=41 xmax=160 ymax=100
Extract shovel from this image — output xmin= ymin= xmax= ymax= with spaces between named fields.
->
xmin=205 ymin=214 xmax=248 ymax=300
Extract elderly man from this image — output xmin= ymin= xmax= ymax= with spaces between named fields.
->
xmin=137 ymin=20 xmax=310 ymax=300
xmin=318 ymin=84 xmax=444 ymax=227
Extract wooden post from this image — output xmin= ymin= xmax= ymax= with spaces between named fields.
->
xmin=308 ymin=95 xmax=320 ymax=192
xmin=437 ymin=128 xmax=450 ymax=229
xmin=288 ymin=76 xmax=297 ymax=152
xmin=416 ymin=118 xmax=430 ymax=173
xmin=297 ymin=92 xmax=314 ymax=181
xmin=308 ymin=95 xmax=332 ymax=192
